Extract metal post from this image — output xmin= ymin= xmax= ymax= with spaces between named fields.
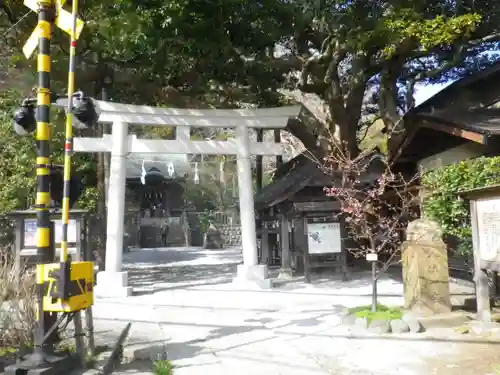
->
xmin=59 ymin=0 xmax=79 ymax=265
xmin=83 ymin=216 xmax=95 ymax=357
xmin=371 ymin=260 xmax=378 ymax=313
xmin=34 ymin=0 xmax=54 ymax=364
xmin=61 ymin=2 xmax=87 ymax=365
xmin=72 ymin=218 xmax=85 ymax=366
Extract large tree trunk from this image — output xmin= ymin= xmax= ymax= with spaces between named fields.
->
xmin=286 ymin=94 xmax=362 ymax=159
xmin=286 ymin=108 xmax=328 ymax=157
xmin=380 ymin=63 xmax=402 ymax=134
xmin=337 ymin=119 xmax=359 ymax=157
xmin=379 ymin=62 xmax=406 ymax=161
xmin=343 ymin=78 xmax=368 ymax=157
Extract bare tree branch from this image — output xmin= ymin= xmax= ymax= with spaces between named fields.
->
xmin=468 ymin=32 xmax=500 ymax=46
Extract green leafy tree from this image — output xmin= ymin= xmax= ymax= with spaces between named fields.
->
xmin=287 ymin=0 xmax=500 ymax=155
xmin=0 ymin=90 xmax=37 ymax=214
xmin=182 ymin=156 xmax=239 ymax=212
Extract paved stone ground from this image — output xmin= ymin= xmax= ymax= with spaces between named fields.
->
xmin=88 ymin=247 xmax=500 ymax=375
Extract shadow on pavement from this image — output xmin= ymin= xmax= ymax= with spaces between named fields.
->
xmin=122 ymin=247 xmax=241 ymax=295
xmin=129 ymin=263 xmax=238 ymax=295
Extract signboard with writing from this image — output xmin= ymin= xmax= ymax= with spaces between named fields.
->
xmin=23 ymin=219 xmax=37 ymax=248
xmin=23 ymin=219 xmax=77 ymax=248
xmin=476 ymin=197 xmax=500 ymax=262
xmin=307 ymin=222 xmax=342 ymax=254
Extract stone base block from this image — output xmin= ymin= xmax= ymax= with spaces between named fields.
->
xmin=233 ymin=264 xmax=273 ymax=289
xmin=278 ymin=267 xmax=294 ymax=280
xmin=94 ymin=271 xmax=133 ymax=298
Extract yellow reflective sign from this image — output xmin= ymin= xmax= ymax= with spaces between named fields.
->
xmin=24 ymin=0 xmax=68 ymax=12
xmin=22 ymin=25 xmax=40 ymax=58
xmin=22 ymin=0 xmax=85 ymax=58
xmin=55 ymin=8 xmax=84 ymax=39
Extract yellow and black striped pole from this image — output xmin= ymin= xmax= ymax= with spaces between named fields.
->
xmin=34 ymin=0 xmax=55 ymax=360
xmin=60 ymin=0 xmax=79 ymax=264
xmin=36 ymin=1 xmax=53 ymax=264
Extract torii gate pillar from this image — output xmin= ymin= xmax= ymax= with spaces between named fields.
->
xmin=233 ymin=126 xmax=271 ymax=288
xmin=94 ymin=121 xmax=132 ymax=297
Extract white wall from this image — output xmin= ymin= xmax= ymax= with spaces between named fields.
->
xmin=418 ymin=142 xmax=486 ymax=171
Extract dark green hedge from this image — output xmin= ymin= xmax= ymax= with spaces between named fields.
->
xmin=421 ymin=156 xmax=500 ymax=255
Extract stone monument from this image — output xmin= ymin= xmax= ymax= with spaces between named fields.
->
xmin=402 ymin=218 xmax=451 ymax=316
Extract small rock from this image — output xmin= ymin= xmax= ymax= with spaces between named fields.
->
xmin=353 ymin=317 xmax=369 ymax=330
xmin=402 ymin=313 xmax=423 ymax=333
xmin=368 ymin=319 xmax=391 ymax=334
xmin=390 ymin=319 xmax=410 ymax=333
xmin=342 ymin=314 xmax=357 ymax=326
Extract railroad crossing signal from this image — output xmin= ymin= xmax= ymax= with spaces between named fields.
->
xmin=22 ymin=0 xmax=85 ymax=59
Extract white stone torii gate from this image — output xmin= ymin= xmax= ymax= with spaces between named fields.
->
xmin=69 ymin=100 xmax=301 ymax=298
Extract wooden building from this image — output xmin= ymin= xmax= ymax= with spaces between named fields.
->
xmin=390 ymin=63 xmax=500 ymax=169
xmin=254 ymin=151 xmax=384 ymax=281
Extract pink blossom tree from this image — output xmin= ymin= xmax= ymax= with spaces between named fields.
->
xmin=322 ymin=145 xmax=420 ymax=311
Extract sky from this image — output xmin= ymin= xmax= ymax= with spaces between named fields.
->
xmin=413 ymin=81 xmax=454 ymax=106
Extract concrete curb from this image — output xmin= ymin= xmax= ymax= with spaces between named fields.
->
xmin=335 ymin=330 xmax=500 ymax=343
